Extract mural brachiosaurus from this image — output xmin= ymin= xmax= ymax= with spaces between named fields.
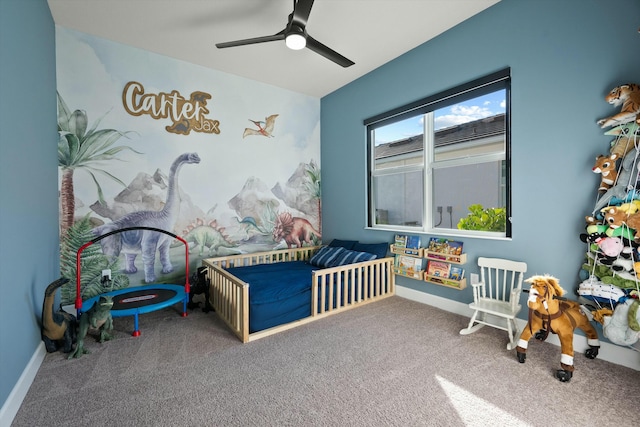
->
xmin=93 ymin=152 xmax=201 ymax=283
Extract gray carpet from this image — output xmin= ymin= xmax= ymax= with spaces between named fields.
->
xmin=12 ymin=296 xmax=640 ymax=427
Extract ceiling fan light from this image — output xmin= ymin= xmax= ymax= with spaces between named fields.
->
xmin=285 ymin=33 xmax=306 ymax=50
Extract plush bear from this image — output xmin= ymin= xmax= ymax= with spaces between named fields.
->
xmin=516 ymin=275 xmax=600 ymax=382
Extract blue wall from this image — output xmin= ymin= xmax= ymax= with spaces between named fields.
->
xmin=0 ymin=0 xmax=58 ymax=408
xmin=2 ymin=0 xmax=640 ymax=412
xmin=321 ymin=0 xmax=640 ymax=301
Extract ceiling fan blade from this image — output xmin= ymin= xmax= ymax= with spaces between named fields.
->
xmin=215 ymin=1 xmax=353 ymax=68
xmin=291 ymin=0 xmax=314 ymax=28
xmin=306 ymin=35 xmax=355 ymax=68
xmin=216 ymin=31 xmax=285 ymax=49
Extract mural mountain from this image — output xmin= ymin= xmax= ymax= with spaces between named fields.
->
xmin=86 ymin=160 xmax=320 ymax=270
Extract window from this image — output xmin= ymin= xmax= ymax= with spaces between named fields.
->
xmin=365 ymin=69 xmax=511 ymax=238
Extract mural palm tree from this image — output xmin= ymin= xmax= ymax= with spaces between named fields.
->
xmin=57 ymin=92 xmax=140 ymax=237
xmin=304 ymin=160 xmax=321 ymax=234
xmin=59 ymin=216 xmax=129 ymax=305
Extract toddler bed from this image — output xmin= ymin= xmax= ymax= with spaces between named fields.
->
xmin=202 ymin=241 xmax=395 ymax=342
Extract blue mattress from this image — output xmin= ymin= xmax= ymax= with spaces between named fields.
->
xmin=226 ymin=261 xmax=320 ymax=333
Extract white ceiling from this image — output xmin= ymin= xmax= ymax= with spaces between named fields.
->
xmin=47 ymin=0 xmax=500 ymax=98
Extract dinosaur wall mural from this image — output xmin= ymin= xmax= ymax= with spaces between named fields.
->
xmin=180 ymin=218 xmax=237 ymax=257
xmin=243 ymin=114 xmax=279 ymax=138
xmin=56 ymin=27 xmax=321 ymax=302
xmin=272 ymin=212 xmax=321 ymax=248
xmin=93 ymin=152 xmax=201 ymax=283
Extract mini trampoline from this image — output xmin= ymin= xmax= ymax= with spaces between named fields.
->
xmin=75 ymin=226 xmax=191 ymax=337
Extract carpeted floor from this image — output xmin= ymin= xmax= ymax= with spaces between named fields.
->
xmin=11 ymin=296 xmax=640 ymax=426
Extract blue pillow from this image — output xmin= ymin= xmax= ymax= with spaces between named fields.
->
xmin=309 ymin=246 xmax=346 ymax=268
xmin=328 ymin=239 xmax=358 ymax=250
xmin=352 ymin=242 xmax=389 ymax=259
xmin=330 ymin=249 xmax=377 ymax=267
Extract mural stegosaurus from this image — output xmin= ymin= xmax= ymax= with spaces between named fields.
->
xmin=179 ymin=218 xmax=237 ymax=256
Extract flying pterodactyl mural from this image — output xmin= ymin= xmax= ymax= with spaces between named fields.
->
xmin=243 ymin=114 xmax=278 ymax=138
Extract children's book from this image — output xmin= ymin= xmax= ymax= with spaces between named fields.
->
xmin=395 ymin=255 xmax=423 ymax=272
xmin=446 ymin=240 xmax=464 ymax=256
xmin=426 ymin=237 xmax=464 ymax=256
xmin=405 ymin=235 xmax=421 ymax=249
xmin=426 ymin=237 xmax=442 ymax=252
xmin=449 ymin=266 xmax=465 ymax=281
xmin=394 ymin=234 xmax=408 ymax=248
xmin=427 ymin=260 xmax=450 ymax=277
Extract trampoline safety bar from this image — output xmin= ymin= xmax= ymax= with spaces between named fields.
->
xmin=74 ymin=226 xmax=191 ymax=337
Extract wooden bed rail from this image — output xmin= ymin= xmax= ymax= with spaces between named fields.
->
xmin=205 ymin=246 xmax=319 ymax=269
xmin=312 ymin=257 xmax=395 ymax=316
xmin=202 ymin=247 xmax=395 ymax=343
xmin=204 ymin=263 xmax=249 ymax=341
xmin=202 ymin=246 xmax=321 ymax=342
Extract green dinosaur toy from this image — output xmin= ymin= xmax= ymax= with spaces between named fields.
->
xmin=68 ymin=295 xmax=114 ymax=359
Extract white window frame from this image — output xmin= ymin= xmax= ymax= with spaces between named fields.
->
xmin=365 ymin=68 xmax=511 ymax=239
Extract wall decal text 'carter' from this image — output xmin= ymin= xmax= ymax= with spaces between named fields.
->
xmin=122 ymin=81 xmax=220 ymax=135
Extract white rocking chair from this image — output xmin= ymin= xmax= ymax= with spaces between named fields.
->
xmin=459 ymin=257 xmax=528 ymax=350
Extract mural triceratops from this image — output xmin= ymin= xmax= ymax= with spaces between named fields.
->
xmin=272 ymin=211 xmax=321 ymax=248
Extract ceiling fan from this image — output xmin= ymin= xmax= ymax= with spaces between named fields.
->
xmin=215 ymin=0 xmax=354 ymax=68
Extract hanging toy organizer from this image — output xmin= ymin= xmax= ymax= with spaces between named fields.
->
xmin=578 ymin=83 xmax=640 ymax=350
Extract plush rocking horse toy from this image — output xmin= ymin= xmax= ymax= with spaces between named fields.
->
xmin=516 ymin=275 xmax=600 ymax=382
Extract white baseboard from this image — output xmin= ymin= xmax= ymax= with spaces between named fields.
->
xmin=396 ymin=285 xmax=640 ymax=371
xmin=1 ymin=288 xmax=638 ymax=427
xmin=0 ymin=342 xmax=46 ymax=427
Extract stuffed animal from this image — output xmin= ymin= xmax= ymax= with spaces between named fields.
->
xmin=516 ymin=275 xmax=600 ymax=382
xmin=594 ymin=235 xmax=624 ymax=257
xmin=597 ymin=83 xmax=640 ymax=128
xmin=628 ymin=295 xmax=640 ymax=331
xmin=610 ymin=257 xmax=636 ymax=280
xmin=592 ymin=153 xmax=619 ymax=192
xmin=602 ymin=299 xmax=640 ymax=346
xmin=592 ymin=307 xmax=614 ymax=325
xmin=585 ymin=215 xmax=600 ymax=226
xmin=594 ymin=146 xmax=640 ymax=212
xmin=606 ymin=122 xmax=640 ymax=158
xmin=577 ymin=275 xmax=626 ymax=304
xmin=634 ymin=261 xmax=640 ymax=277
xmin=582 ymin=215 xmax=606 ymax=237
xmin=602 ymin=206 xmax=640 ymax=240
xmin=580 ymin=216 xmax=608 ymax=249
xmin=605 ymin=223 xmax=636 ymax=240
xmin=613 ymin=200 xmax=640 ymax=214
xmin=582 ymin=221 xmax=634 ymax=265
